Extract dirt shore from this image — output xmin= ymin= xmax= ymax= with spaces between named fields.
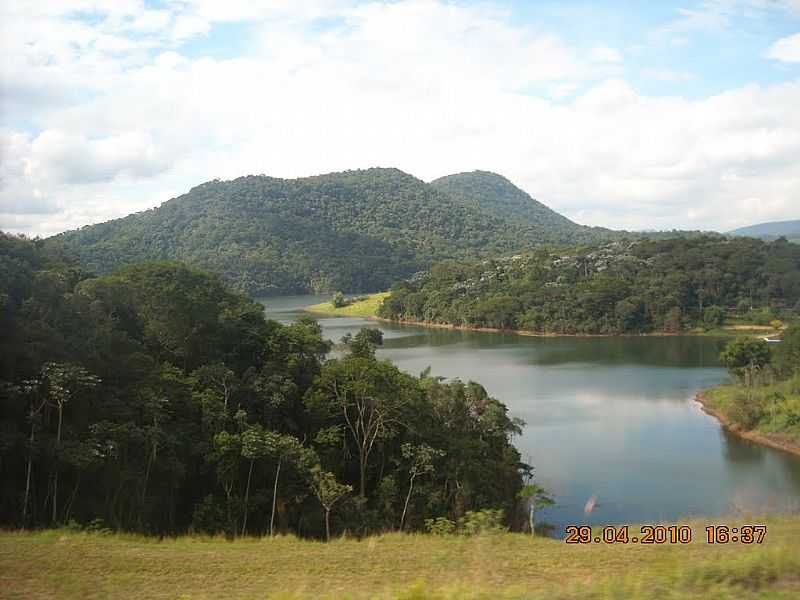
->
xmin=695 ymin=392 xmax=800 ymax=458
xmin=373 ymin=317 xmax=718 ymax=338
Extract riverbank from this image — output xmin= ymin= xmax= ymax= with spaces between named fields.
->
xmin=302 ymin=293 xmax=786 ymax=339
xmin=373 ymin=316 xmax=782 ymax=339
xmin=3 ymin=517 xmax=800 ymax=599
xmin=696 ymin=387 xmax=800 ymax=458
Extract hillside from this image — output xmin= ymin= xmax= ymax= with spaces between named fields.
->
xmin=431 ymin=171 xmax=578 ymax=229
xmin=379 ymin=236 xmax=800 ymax=334
xmin=729 ymin=219 xmax=800 ymax=242
xmin=3 ymin=517 xmax=800 ymax=599
xmin=52 ymin=168 xmax=618 ymax=296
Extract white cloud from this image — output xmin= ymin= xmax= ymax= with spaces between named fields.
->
xmin=768 ymin=32 xmax=800 ymax=62
xmin=1 ymin=0 xmax=800 ymax=238
xmin=590 ymin=46 xmax=623 ymax=64
xmin=643 ymin=68 xmax=696 ymax=82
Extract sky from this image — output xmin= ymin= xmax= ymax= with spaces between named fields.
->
xmin=1 ymin=0 xmax=800 ymax=237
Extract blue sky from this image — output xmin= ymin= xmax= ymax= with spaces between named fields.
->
xmin=1 ymin=0 xmax=799 ymax=235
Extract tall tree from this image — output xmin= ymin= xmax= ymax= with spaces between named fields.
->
xmin=309 ymin=466 xmax=351 ymax=541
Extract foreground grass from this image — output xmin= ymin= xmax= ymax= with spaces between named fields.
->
xmin=2 ymin=516 xmax=800 ymax=599
xmin=304 ymin=292 xmax=390 ymax=318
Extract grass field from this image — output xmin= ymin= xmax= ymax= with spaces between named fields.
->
xmin=304 ymin=292 xmax=390 ymax=318
xmin=2 ymin=516 xmax=800 ymax=599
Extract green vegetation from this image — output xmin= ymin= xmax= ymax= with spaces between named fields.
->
xmin=0 ymin=233 xmax=528 ymax=537
xmin=305 ymin=292 xmax=389 ymax=317
xmin=3 ymin=516 xmax=800 ymax=599
xmin=52 ymin=169 xmax=622 ymax=297
xmin=704 ymin=325 xmax=800 ymax=448
xmin=379 ymin=236 xmax=800 ymax=335
xmin=431 ymin=171 xmax=592 ymax=232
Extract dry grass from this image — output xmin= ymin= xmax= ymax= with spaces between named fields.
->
xmin=304 ymin=293 xmax=390 ymax=318
xmin=1 ymin=516 xmax=800 ymax=599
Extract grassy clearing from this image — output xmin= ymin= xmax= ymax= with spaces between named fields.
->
xmin=304 ymin=292 xmax=390 ymax=318
xmin=2 ymin=516 xmax=800 ymax=599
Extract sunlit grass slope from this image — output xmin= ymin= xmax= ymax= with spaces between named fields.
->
xmin=2 ymin=516 xmax=800 ymax=599
xmin=703 ymin=376 xmax=800 ymax=447
xmin=304 ymin=292 xmax=389 ymax=318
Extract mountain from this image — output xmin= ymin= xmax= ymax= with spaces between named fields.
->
xmin=729 ymin=219 xmax=800 ymax=242
xmin=53 ymin=168 xmax=620 ymax=296
xmin=431 ymin=171 xmax=576 ymax=229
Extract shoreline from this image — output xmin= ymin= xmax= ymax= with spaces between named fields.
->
xmin=695 ymin=392 xmax=800 ymax=458
xmin=371 ymin=316 xmax=738 ymax=338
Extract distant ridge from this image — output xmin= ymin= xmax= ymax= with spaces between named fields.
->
xmin=728 ymin=219 xmax=800 ymax=240
xmin=52 ymin=168 xmax=621 ymax=296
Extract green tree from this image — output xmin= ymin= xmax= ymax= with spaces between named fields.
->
xmin=518 ymin=483 xmax=554 ymax=536
xmin=307 ymin=354 xmax=417 ymax=498
xmin=774 ymin=325 xmax=800 ymax=379
xmin=399 ymin=443 xmax=443 ymax=531
xmin=703 ymin=305 xmax=725 ymax=328
xmin=37 ymin=363 xmax=100 ymax=524
xmin=341 ymin=328 xmax=384 ymax=359
xmin=720 ymin=338 xmax=772 ymax=384
xmin=308 ymin=466 xmax=351 ymax=541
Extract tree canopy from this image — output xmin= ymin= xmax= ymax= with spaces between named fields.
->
xmin=0 ymin=232 xmax=529 ymax=537
xmin=379 ymin=236 xmax=800 ymax=334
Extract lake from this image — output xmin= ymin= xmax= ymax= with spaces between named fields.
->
xmin=261 ymin=295 xmax=800 ymax=535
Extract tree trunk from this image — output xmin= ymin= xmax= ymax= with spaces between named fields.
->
xmin=325 ymin=507 xmax=331 ymax=542
xmin=359 ymin=452 xmax=366 ymax=498
xmin=270 ymin=458 xmax=281 ymax=537
xmin=400 ymin=474 xmax=415 ymax=531
xmin=141 ymin=442 xmax=156 ymax=526
xmin=52 ymin=403 xmax=63 ymax=524
xmin=65 ymin=475 xmax=81 ymax=523
xmin=23 ymin=421 xmax=35 ymax=525
xmin=529 ymin=499 xmax=536 ymax=536
xmin=241 ymin=459 xmax=254 ymax=537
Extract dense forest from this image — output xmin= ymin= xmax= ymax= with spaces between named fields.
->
xmin=430 ymin=171 xmax=586 ymax=230
xmin=53 ymin=169 xmax=621 ymax=296
xmin=0 ymin=233 xmax=529 ymax=537
xmin=379 ymin=236 xmax=800 ymax=334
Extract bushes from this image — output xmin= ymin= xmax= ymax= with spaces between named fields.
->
xmin=424 ymin=510 xmax=506 ymax=536
xmin=424 ymin=517 xmax=456 ymax=536
xmin=726 ymin=393 xmax=766 ymax=430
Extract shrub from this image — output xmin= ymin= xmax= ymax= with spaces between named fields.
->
xmin=458 ymin=509 xmax=506 ymax=536
xmin=331 ymin=291 xmax=347 ymax=308
xmin=703 ymin=305 xmax=725 ymax=328
xmin=727 ymin=393 xmax=766 ymax=430
xmin=424 ymin=517 xmax=456 ymax=536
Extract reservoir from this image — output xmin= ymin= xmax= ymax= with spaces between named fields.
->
xmin=262 ymin=295 xmax=800 ymax=535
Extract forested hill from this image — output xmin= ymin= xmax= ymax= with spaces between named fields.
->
xmin=431 ymin=171 xmax=580 ymax=230
xmin=729 ymin=219 xmax=800 ymax=243
xmin=52 ymin=168 xmax=619 ymax=296
xmin=379 ymin=236 xmax=800 ymax=335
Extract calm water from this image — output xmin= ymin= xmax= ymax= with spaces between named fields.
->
xmin=261 ymin=295 xmax=800 ymax=534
